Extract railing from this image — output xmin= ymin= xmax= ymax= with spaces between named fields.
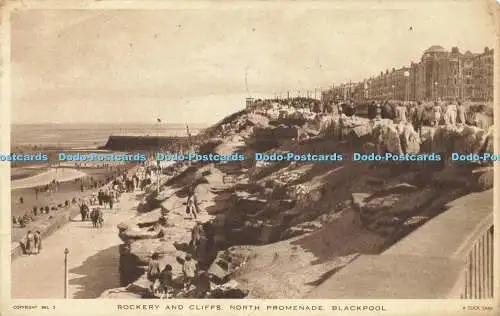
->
xmin=305 ymin=189 xmax=494 ymax=299
xmin=457 ymin=226 xmax=494 ymax=299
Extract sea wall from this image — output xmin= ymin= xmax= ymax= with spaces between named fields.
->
xmin=11 ymin=166 xmax=138 ymax=261
xmin=100 ymin=135 xmax=189 ymax=151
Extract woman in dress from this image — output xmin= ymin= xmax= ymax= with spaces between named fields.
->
xmin=25 ymin=231 xmax=35 ymax=255
xmin=35 ymin=231 xmax=42 ymax=254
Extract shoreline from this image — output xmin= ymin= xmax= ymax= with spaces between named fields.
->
xmin=11 ymin=167 xmax=88 ymax=190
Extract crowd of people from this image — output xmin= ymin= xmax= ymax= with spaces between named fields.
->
xmin=329 ymin=98 xmax=492 ymax=133
xmin=13 ymin=197 xmax=79 ymax=228
xmin=251 ymin=96 xmax=492 ymax=133
xmin=21 ymin=230 xmax=43 ymax=255
xmin=77 ymin=168 xmax=150 ymax=227
xmin=15 ymin=164 xmax=133 ymax=254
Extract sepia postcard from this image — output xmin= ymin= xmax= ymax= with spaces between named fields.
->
xmin=0 ymin=0 xmax=499 ymax=315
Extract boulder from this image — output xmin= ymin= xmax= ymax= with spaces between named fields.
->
xmin=399 ymin=123 xmax=420 ymax=154
xmin=372 ymin=122 xmax=403 ymax=154
xmin=378 ymin=183 xmax=419 ymax=195
xmin=481 ymin=125 xmax=494 ymax=153
xmin=373 ymin=215 xmax=402 ymax=227
xmin=362 ymin=194 xmax=400 ymax=213
xmin=319 ymin=116 xmax=338 ymax=136
xmin=259 ymin=223 xmax=279 ymax=244
xmin=363 ymin=142 xmax=377 ymax=153
xmin=209 ymin=280 xmax=248 ymax=298
xmin=454 ymin=125 xmax=487 ymax=154
xmin=351 ymin=193 xmax=371 ymax=211
xmin=431 ymin=126 xmax=458 ymax=154
xmin=389 ymin=188 xmax=436 ymax=216
xmin=350 ymin=123 xmax=373 ymax=139
xmin=403 ymin=215 xmax=429 ymax=227
xmin=100 ymin=287 xmax=143 ymax=298
xmin=281 ymin=226 xmax=315 ymax=239
xmin=208 ymin=258 xmax=233 ymax=284
xmin=473 ymin=169 xmax=493 ymax=191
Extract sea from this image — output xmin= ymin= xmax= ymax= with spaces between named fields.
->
xmin=11 ymin=123 xmax=207 ymax=149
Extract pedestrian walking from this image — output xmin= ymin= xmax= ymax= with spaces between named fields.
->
xmin=25 ymin=230 xmax=35 ymax=255
xmin=190 ymin=221 xmax=202 ymax=253
xmin=33 ymin=231 xmax=42 ymax=254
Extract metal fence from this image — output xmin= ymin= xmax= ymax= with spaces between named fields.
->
xmin=460 ymin=225 xmax=494 ymax=299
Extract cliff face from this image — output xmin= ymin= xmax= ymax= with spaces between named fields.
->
xmin=104 ymin=101 xmax=494 ymax=299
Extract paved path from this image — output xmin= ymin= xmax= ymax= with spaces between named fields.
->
xmin=11 ymin=191 xmax=139 ymax=299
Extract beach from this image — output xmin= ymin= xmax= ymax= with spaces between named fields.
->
xmin=11 ymin=168 xmax=87 ymax=190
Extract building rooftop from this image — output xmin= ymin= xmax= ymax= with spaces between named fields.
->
xmin=424 ymin=45 xmax=446 ymax=53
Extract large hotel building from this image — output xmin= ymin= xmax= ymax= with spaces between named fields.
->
xmin=322 ymin=46 xmax=494 ymax=102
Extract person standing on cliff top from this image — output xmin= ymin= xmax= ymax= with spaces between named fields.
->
xmin=394 ymin=102 xmax=408 ymax=124
xmin=456 ymin=101 xmax=466 ymax=125
xmin=432 ymin=101 xmax=442 ymax=126
xmin=444 ymin=101 xmax=457 ymax=126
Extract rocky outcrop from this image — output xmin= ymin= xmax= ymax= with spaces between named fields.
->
xmin=352 ymin=184 xmax=469 ymax=238
xmin=107 ymin=101 xmax=494 ymax=299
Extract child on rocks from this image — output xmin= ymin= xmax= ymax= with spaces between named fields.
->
xmin=147 ymin=253 xmax=161 ymax=295
xmin=182 ymin=254 xmax=197 ymax=291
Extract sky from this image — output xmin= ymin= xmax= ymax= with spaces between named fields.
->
xmin=10 ymin=1 xmax=496 ymax=124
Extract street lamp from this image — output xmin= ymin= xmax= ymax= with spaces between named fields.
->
xmin=64 ymin=248 xmax=69 ymax=299
xmin=434 ymin=81 xmax=438 ymax=101
xmin=404 ymin=71 xmax=410 ymax=102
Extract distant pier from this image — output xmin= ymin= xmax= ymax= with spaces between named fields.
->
xmin=99 ymin=135 xmax=190 ymax=151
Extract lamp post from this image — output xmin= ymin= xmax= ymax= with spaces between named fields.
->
xmin=156 ymin=162 xmax=161 ymax=195
xmin=404 ymin=71 xmax=410 ymax=102
xmin=434 ymin=81 xmax=438 ymax=102
xmin=64 ymin=248 xmax=69 ymax=299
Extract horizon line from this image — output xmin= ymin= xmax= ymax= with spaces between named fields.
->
xmin=11 ymin=122 xmax=210 ymax=126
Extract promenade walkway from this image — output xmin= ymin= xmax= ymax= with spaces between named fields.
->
xmin=11 ymin=191 xmax=139 ymax=299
